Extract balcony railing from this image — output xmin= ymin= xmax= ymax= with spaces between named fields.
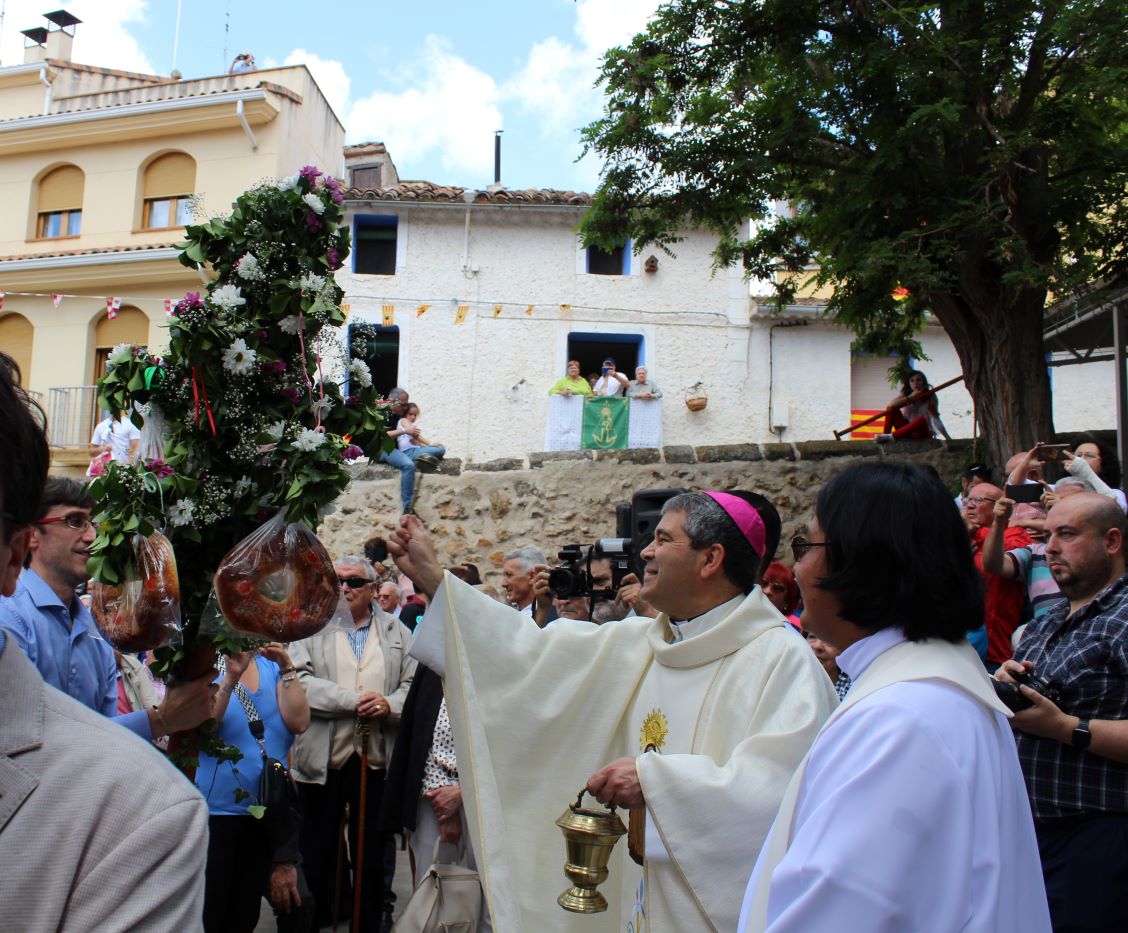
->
xmin=47 ymin=385 xmax=102 ymax=448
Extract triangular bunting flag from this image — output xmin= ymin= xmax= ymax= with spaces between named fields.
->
xmin=0 ymin=292 xmax=5 ymax=311
xmin=105 ymin=297 xmax=122 ymax=319
xmin=560 ymin=304 xmax=572 ymax=312
xmin=525 ymin=304 xmax=534 ymax=316
xmin=382 ymin=304 xmax=395 ymax=327
xmin=416 ymin=304 xmax=430 ymax=318
xmin=164 ymin=299 xmax=174 ymax=317
xmin=492 ymin=304 xmax=503 ymax=319
xmin=52 ymin=293 xmax=63 ymax=308
xmin=340 ymin=303 xmax=351 ymax=317
xmin=454 ymin=305 xmax=469 ymax=325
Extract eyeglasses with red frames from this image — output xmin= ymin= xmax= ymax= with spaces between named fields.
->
xmin=36 ymin=512 xmax=96 ymax=532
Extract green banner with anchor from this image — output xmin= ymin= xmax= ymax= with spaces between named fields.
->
xmin=581 ymin=396 xmax=629 ymax=450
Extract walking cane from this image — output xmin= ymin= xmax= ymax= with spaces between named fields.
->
xmin=352 ymin=719 xmax=371 ymax=933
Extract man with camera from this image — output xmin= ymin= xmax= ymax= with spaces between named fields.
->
xmin=390 ymin=491 xmax=835 ymax=932
xmin=995 ymin=491 xmax=1128 ymax=931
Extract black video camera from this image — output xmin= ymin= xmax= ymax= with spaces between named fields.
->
xmin=993 ymin=668 xmax=1062 ymax=713
xmin=547 ymin=540 xmax=633 ymax=601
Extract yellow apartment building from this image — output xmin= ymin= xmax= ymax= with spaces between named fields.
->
xmin=0 ymin=15 xmax=344 ymax=470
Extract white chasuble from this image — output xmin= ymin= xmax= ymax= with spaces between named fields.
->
xmin=412 ymin=574 xmax=837 ymax=933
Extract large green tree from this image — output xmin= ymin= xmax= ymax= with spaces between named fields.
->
xmin=581 ymin=0 xmax=1128 ymax=468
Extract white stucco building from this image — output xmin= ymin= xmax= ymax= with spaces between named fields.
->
xmin=331 ymin=143 xmax=1113 ymax=464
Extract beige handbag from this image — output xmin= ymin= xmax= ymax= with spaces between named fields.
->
xmin=393 ymin=841 xmax=481 ymax=933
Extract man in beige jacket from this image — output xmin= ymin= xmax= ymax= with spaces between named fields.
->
xmin=289 ymin=555 xmax=416 ymax=933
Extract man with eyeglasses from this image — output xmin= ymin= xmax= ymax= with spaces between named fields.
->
xmin=288 ymin=556 xmax=416 ymax=932
xmin=966 ymin=481 xmax=1032 ymax=671
xmin=0 ymin=353 xmax=209 ymax=930
xmin=0 ymin=477 xmax=215 ymax=742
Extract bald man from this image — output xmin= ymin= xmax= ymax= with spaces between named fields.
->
xmin=996 ymin=493 xmax=1128 ymax=931
xmin=967 ymin=483 xmax=1031 ymax=669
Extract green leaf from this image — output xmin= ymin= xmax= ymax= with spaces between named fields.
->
xmin=247 ymin=804 xmax=266 ymax=820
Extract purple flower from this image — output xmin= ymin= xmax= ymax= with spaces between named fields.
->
xmin=345 ymin=394 xmax=360 ymax=406
xmin=280 ymin=387 xmax=300 ymax=404
xmin=343 ymin=444 xmax=364 ymax=461
xmin=174 ymin=291 xmax=204 ymax=314
xmin=305 ymin=212 xmax=325 ymax=233
xmin=323 ymin=176 xmax=344 ymax=204
xmin=257 ymin=329 xmax=269 ymax=341
xmin=326 ymin=247 xmax=341 ymax=270
xmin=146 ymin=459 xmax=175 ymax=479
xmin=267 ymin=359 xmax=287 ymax=375
xmin=299 ymin=165 xmax=322 ymax=187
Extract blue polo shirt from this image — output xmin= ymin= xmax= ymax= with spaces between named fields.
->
xmin=0 ymin=567 xmax=152 ymax=739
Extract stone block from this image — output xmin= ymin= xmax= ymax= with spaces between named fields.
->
xmin=695 ymin=444 xmax=763 ymax=463
xmin=464 ymin=458 xmax=524 ymax=472
xmin=875 ymin=439 xmax=942 ymax=457
xmin=760 ymin=443 xmax=796 ymax=461
xmin=437 ymin=458 xmax=462 ymax=475
xmin=663 ymin=445 xmax=695 ymax=464
xmin=528 ymin=450 xmax=594 ymax=468
xmin=795 ymin=440 xmax=881 ymax=459
xmin=593 ymin=448 xmax=661 ymax=464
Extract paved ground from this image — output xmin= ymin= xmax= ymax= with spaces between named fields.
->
xmin=253 ymin=844 xmax=415 ymax=931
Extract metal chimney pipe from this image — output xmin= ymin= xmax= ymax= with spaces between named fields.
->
xmin=494 ymin=130 xmax=503 ymax=185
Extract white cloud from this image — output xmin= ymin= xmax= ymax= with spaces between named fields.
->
xmin=0 ymin=0 xmax=154 ymax=75
xmin=346 ymin=36 xmax=502 ymax=180
xmin=574 ymin=0 xmax=665 ymax=52
xmin=282 ymin=49 xmax=351 ymax=120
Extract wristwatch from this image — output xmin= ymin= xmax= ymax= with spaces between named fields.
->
xmin=1071 ymin=718 xmax=1092 ymax=750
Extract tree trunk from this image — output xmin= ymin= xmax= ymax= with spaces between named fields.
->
xmin=929 ymin=287 xmax=1055 ymax=474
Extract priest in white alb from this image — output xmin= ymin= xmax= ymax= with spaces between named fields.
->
xmin=739 ymin=461 xmax=1051 ymax=932
xmin=390 ymin=491 xmax=837 ymax=931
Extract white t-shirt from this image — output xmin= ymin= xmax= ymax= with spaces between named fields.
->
xmin=91 ymin=417 xmax=140 ymax=463
xmin=592 ymin=373 xmax=626 ymax=397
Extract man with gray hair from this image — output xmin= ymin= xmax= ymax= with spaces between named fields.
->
xmin=289 ymin=555 xmax=416 ymax=932
xmin=500 ymin=545 xmax=546 ymax=617
xmin=391 ymin=491 xmax=836 ymax=931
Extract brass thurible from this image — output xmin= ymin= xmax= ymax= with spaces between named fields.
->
xmin=555 ymin=788 xmax=627 ymax=913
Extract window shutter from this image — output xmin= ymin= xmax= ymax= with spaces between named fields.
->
xmin=144 ymin=153 xmax=196 ymax=199
xmin=39 ymin=165 xmax=84 ymax=212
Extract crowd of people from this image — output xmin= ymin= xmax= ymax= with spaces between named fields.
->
xmin=548 ymin=358 xmax=662 ymax=399
xmin=2 ymin=344 xmax=1127 ymax=932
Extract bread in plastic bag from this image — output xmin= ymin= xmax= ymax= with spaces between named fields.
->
xmin=213 ymin=512 xmax=339 ymax=641
xmin=91 ymin=530 xmax=182 ymax=652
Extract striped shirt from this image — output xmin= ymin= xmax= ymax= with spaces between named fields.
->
xmin=346 ymin=620 xmax=371 ymax=660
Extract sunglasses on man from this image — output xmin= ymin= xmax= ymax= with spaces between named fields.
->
xmin=337 ymin=576 xmax=371 ymax=589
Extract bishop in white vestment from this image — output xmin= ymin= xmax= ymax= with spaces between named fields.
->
xmin=394 ymin=493 xmax=838 ymax=932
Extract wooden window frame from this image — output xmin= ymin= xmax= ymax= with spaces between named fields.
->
xmin=36 ymin=209 xmax=81 ymax=239
xmin=142 ymin=195 xmax=193 ymax=231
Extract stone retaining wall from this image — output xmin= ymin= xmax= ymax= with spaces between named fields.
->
xmin=321 ymin=437 xmax=978 ymax=585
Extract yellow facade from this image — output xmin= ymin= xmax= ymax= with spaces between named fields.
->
xmin=0 ymin=54 xmax=344 ymax=469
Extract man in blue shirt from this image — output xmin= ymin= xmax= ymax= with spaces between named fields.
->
xmin=0 ymin=477 xmax=214 ymax=741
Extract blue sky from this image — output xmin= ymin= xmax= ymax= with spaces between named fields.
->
xmin=0 ymin=0 xmax=665 ymax=191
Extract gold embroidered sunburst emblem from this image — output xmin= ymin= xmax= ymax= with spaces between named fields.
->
xmin=639 ymin=708 xmax=669 ymax=752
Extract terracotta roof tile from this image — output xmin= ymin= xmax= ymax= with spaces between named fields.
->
xmin=341 ymin=180 xmax=592 ymax=206
xmin=0 ymin=241 xmax=180 ymax=262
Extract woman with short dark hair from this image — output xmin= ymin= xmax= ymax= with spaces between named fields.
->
xmin=740 ymin=461 xmax=1050 ymax=932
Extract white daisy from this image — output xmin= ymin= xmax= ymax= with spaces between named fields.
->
xmin=221 ymin=338 xmax=257 ymax=375
xmin=108 ymin=343 xmax=134 ymax=365
xmin=278 ymin=174 xmax=300 ymax=192
xmin=278 ymin=315 xmax=301 ymax=335
xmin=348 ymin=359 xmax=372 ymax=389
xmin=233 ymin=476 xmax=252 ymax=497
xmin=210 ymin=284 xmax=246 ymax=311
xmin=303 ymin=193 xmax=325 ymax=215
xmin=311 ymin=396 xmax=335 ymax=418
xmin=292 ymin=427 xmax=325 ymax=452
xmin=298 ymin=272 xmax=325 ymax=292
xmin=266 ymin=420 xmax=287 ymax=441
xmin=235 ymin=253 xmax=265 ymax=281
xmin=168 ymin=499 xmax=195 ymax=527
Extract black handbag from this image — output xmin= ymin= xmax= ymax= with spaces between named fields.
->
xmin=227 ymin=672 xmax=303 ymax=848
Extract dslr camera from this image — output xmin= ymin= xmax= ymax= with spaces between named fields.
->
xmin=548 ymin=540 xmax=633 ymax=601
xmin=993 ymin=668 xmax=1062 ymax=713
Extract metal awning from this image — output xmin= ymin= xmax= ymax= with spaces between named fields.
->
xmin=1043 ymin=278 xmax=1128 ymax=484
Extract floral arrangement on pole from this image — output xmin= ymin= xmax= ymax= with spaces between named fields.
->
xmin=87 ymin=166 xmax=390 ymax=766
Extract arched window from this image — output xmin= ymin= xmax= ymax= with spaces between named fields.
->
xmin=93 ymin=306 xmax=150 ymax=379
xmin=37 ymin=165 xmax=84 ymax=238
xmin=0 ymin=313 xmax=34 ymax=382
xmin=142 ymin=153 xmax=196 ymax=229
